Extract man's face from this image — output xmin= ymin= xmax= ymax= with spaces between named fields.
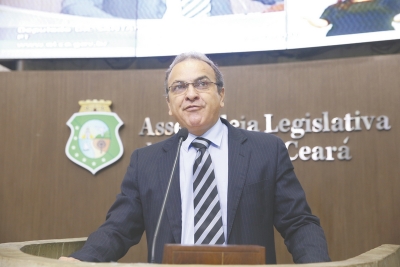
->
xmin=167 ymin=59 xmax=225 ymax=136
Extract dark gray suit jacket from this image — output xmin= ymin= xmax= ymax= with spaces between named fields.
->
xmin=71 ymin=118 xmax=330 ymax=263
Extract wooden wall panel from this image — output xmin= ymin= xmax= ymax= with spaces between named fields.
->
xmin=0 ymin=54 xmax=399 ymax=264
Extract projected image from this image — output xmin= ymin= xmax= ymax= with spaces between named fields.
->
xmin=132 ymin=0 xmax=286 ymax=56
xmin=287 ymin=0 xmax=400 ymax=49
xmin=60 ymin=0 xmax=233 ymax=19
xmin=57 ymin=0 xmax=287 ymax=56
xmin=0 ymin=0 xmax=137 ymax=59
xmin=0 ymin=0 xmax=286 ymax=59
xmin=60 ymin=0 xmax=284 ymax=19
xmin=311 ymin=0 xmax=400 ymax=36
xmin=2 ymin=0 xmax=400 ymax=59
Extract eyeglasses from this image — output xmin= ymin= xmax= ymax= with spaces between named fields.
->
xmin=168 ymin=80 xmax=219 ymax=95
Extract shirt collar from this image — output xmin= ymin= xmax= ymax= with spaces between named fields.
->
xmin=182 ymin=119 xmax=223 ymax=152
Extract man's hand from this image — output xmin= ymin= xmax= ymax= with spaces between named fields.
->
xmin=59 ymin=256 xmax=81 ymax=262
xmin=264 ymin=3 xmax=284 ymax=12
xmin=394 ymin=13 xmax=400 ymax=23
xmin=303 ymin=17 xmax=330 ymax=28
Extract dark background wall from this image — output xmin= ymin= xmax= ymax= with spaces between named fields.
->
xmin=0 ymin=45 xmax=399 ymax=264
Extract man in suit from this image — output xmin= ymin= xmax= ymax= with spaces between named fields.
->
xmin=61 ymin=52 xmax=330 ymax=263
xmin=61 ymin=0 xmax=232 ymax=19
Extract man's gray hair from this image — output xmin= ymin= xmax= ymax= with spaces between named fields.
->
xmin=164 ymin=52 xmax=224 ymax=96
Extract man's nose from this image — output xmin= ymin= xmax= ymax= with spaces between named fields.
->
xmin=185 ymin=84 xmax=199 ymax=99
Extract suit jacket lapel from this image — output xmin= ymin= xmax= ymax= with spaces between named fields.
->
xmin=159 ymin=135 xmax=182 ymax=243
xmin=223 ymin=119 xmax=250 ymax=242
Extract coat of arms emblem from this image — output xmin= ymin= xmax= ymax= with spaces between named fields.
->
xmin=65 ymin=99 xmax=124 ymax=174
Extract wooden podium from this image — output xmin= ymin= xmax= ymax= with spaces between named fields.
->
xmin=1 ymin=238 xmax=400 ymax=267
xmin=162 ymin=244 xmax=265 ymax=265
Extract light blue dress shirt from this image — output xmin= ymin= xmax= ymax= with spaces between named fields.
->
xmin=180 ymin=119 xmax=228 ymax=244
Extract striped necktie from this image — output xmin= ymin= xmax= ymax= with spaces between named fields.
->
xmin=181 ymin=0 xmax=211 ymax=18
xmin=192 ymin=137 xmax=225 ymax=244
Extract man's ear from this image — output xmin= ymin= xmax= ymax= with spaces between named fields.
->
xmin=166 ymin=97 xmax=172 ymax=116
xmin=219 ymin=87 xmax=225 ymax=108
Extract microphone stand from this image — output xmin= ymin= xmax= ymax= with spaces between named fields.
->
xmin=150 ymin=130 xmax=187 ymax=263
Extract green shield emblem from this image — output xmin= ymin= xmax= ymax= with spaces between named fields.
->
xmin=66 ymin=112 xmax=123 ymax=174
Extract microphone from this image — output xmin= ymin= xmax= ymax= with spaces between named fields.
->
xmin=150 ymin=128 xmax=188 ymax=263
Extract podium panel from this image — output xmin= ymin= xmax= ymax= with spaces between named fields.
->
xmin=162 ymin=244 xmax=265 ymax=264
